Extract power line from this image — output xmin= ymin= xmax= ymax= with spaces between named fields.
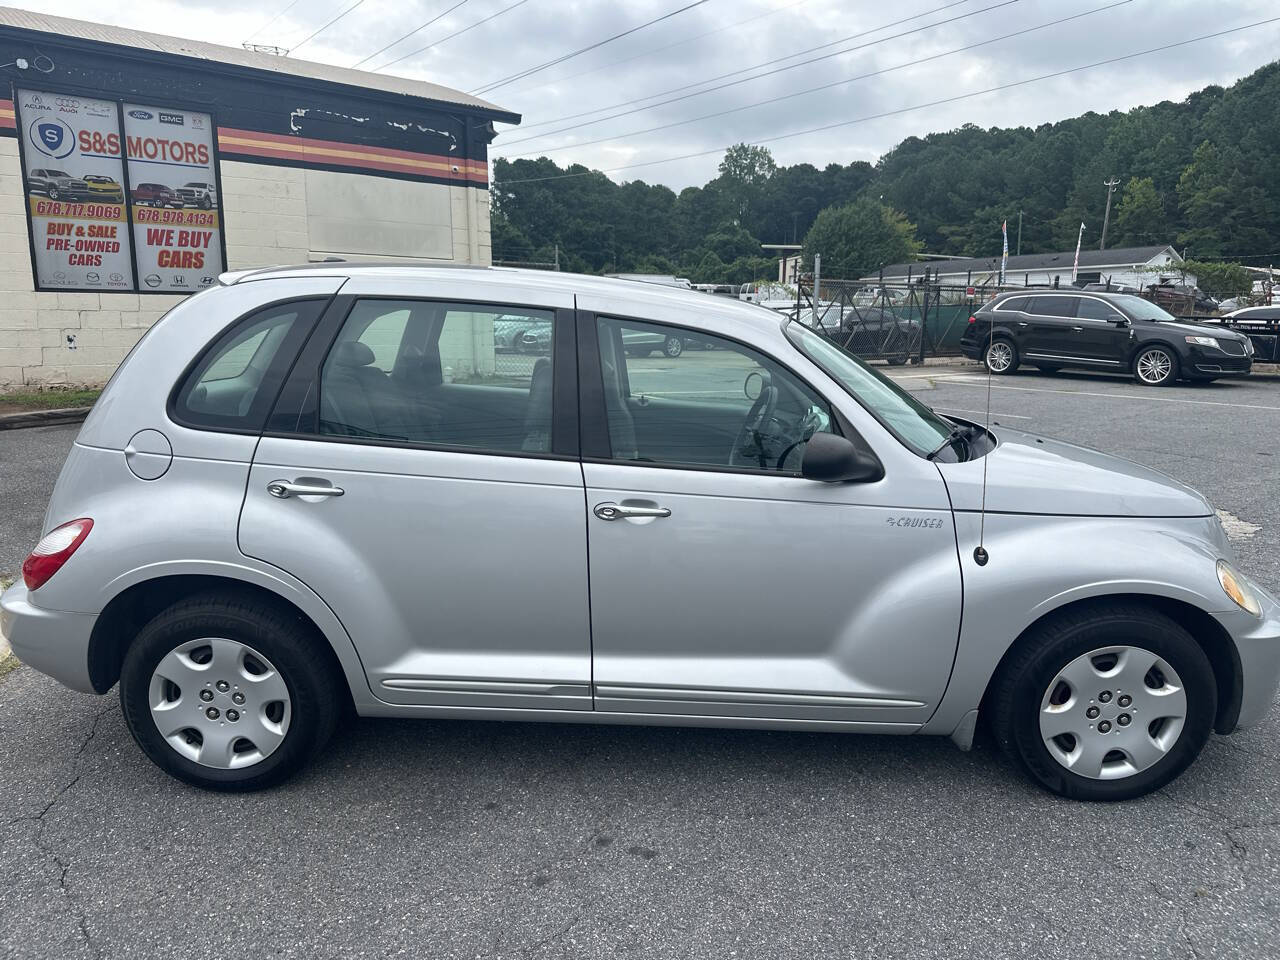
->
xmin=290 ymin=0 xmax=368 ymax=53
xmin=502 ymin=0 xmax=812 ymax=99
xmin=350 ymin=0 xmax=472 ymax=70
xmin=470 ymin=0 xmax=712 ymax=96
xmin=244 ymin=0 xmax=304 ymax=43
xmin=511 ymin=0 xmax=977 ymax=135
xmin=374 ymin=0 xmax=533 ymax=72
xmin=500 ymin=0 xmax=1128 ymax=158
xmin=494 ymin=17 xmax=1280 ymax=186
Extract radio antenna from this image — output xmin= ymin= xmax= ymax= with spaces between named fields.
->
xmin=974 ymin=287 xmax=994 ymax=567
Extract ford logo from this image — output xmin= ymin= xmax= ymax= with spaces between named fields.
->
xmin=128 ymin=110 xmax=153 ymax=120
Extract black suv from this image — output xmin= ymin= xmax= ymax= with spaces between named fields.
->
xmin=961 ymin=290 xmax=1253 ymax=386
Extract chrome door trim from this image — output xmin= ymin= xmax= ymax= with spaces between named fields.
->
xmin=1024 ymin=352 xmax=1123 ymax=366
xmin=381 ymin=678 xmax=591 ymax=700
xmin=595 ymin=684 xmax=926 ymax=709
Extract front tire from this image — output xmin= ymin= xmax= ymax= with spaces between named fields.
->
xmin=983 ymin=338 xmax=1018 ymax=375
xmin=990 ymin=602 xmax=1215 ymax=801
xmin=120 ymin=593 xmax=344 ymax=791
xmin=663 ymin=335 xmax=684 ymax=358
xmin=1134 ymin=346 xmax=1179 ymax=386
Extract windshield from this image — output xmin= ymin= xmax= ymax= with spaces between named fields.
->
xmin=1109 ymin=295 xmax=1177 ymax=322
xmin=787 ymin=323 xmax=954 ymax=457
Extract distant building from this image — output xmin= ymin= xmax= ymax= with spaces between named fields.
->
xmin=861 ymin=245 xmax=1194 ymax=289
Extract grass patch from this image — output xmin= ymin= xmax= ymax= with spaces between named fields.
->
xmin=0 ymin=388 xmax=101 ymax=411
xmin=0 ymin=652 xmax=18 ymax=682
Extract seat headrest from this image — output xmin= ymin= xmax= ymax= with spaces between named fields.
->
xmin=331 ymin=341 xmax=376 ymax=368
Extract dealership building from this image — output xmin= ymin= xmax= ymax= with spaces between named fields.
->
xmin=0 ymin=7 xmax=518 ymax=389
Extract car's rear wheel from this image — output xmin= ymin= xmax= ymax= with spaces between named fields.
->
xmin=983 ymin=338 xmax=1018 ymax=374
xmin=663 ymin=335 xmax=684 ymax=358
xmin=48 ymin=187 xmax=60 ymax=200
xmin=1134 ymin=346 xmax=1179 ymax=386
xmin=990 ymin=602 xmax=1215 ymax=800
xmin=120 ymin=593 xmax=344 ymax=791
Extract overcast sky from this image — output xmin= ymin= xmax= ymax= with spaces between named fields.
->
xmin=40 ymin=0 xmax=1280 ymax=188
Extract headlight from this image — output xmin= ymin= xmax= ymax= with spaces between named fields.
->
xmin=1185 ymin=336 xmax=1219 ymax=348
xmin=1217 ymin=560 xmax=1262 ymax=617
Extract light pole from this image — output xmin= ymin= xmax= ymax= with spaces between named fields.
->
xmin=1099 ymin=177 xmax=1120 ymax=251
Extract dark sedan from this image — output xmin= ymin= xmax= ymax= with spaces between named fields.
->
xmin=961 ymin=290 xmax=1253 ymax=385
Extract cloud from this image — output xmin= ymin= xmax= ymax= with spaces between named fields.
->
xmin=40 ymin=0 xmax=1280 ymax=187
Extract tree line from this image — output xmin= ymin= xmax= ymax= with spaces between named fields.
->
xmin=490 ymin=60 xmax=1279 ymax=292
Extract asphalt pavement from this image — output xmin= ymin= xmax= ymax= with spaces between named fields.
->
xmin=3 ymin=365 xmax=1280 ymax=959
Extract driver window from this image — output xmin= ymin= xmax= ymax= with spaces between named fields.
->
xmin=595 ymin=316 xmax=834 ymax=472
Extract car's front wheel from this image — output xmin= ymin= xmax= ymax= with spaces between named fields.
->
xmin=120 ymin=593 xmax=344 ymax=791
xmin=983 ymin=338 xmax=1018 ymax=374
xmin=48 ymin=187 xmax=60 ymax=200
xmin=663 ymin=335 xmax=684 ymax=358
xmin=1134 ymin=346 xmax=1179 ymax=386
xmin=990 ymin=602 xmax=1215 ymax=800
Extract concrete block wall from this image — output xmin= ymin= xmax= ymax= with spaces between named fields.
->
xmin=0 ymin=146 xmax=493 ymax=392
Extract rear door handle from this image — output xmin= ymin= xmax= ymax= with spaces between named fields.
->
xmin=267 ymin=479 xmax=344 ymax=499
xmin=594 ymin=502 xmax=671 ymax=521
xmin=1071 ymin=326 xmax=1084 ymax=332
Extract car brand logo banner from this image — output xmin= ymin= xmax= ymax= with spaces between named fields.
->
xmin=122 ymin=103 xmax=224 ymax=291
xmin=17 ymin=89 xmax=134 ymax=291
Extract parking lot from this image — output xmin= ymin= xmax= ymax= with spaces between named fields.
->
xmin=2 ymin=365 xmax=1280 ymax=959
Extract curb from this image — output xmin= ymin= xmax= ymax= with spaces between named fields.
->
xmin=0 ymin=406 xmax=92 ymax=431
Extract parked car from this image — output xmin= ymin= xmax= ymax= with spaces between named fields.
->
xmin=82 ymin=174 xmax=124 ymax=204
xmin=177 ymin=181 xmax=218 ymax=209
xmin=622 ymin=327 xmax=688 ymax=357
xmin=1146 ymin=282 xmax=1218 ymax=315
xmin=1219 ymin=305 xmax=1280 ymax=325
xmin=27 ymin=168 xmax=90 ymax=202
xmin=833 ymin=306 xmax=921 ymax=365
xmin=962 ymin=290 xmax=1253 ymax=385
xmin=132 ymin=183 xmax=182 ymax=208
xmin=4 ymin=265 xmax=1278 ymax=799
xmin=493 ymin=316 xmax=551 ymax=354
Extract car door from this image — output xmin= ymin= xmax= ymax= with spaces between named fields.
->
xmin=577 ymin=303 xmax=962 ymax=728
xmin=239 ymin=283 xmax=591 ymax=712
xmin=1071 ymin=295 xmax=1133 ymax=366
xmin=1021 ymin=294 xmax=1080 ymax=361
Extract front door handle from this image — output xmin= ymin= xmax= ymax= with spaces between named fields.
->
xmin=1071 ymin=326 xmax=1084 ymax=332
xmin=267 ymin=479 xmax=345 ymax=499
xmin=594 ymin=502 xmax=671 ymax=521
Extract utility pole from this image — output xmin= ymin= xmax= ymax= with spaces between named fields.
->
xmin=1099 ymin=177 xmax=1121 ymax=251
xmin=1016 ymin=210 xmax=1023 ymax=256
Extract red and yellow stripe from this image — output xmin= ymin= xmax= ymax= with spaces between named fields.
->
xmin=0 ymin=99 xmax=15 ymax=130
xmin=216 ymin=127 xmax=487 ymax=185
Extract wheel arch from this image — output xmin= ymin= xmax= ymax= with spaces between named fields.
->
xmin=87 ymin=572 xmax=368 ymax=707
xmin=980 ymin=592 xmax=1241 ymax=735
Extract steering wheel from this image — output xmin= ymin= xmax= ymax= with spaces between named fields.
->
xmin=730 ymin=375 xmax=779 ymax=469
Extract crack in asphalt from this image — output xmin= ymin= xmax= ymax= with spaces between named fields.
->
xmin=10 ymin=704 xmax=114 ymax=960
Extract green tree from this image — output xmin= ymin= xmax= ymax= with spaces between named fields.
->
xmin=801 ymin=199 xmax=923 ymax=278
xmin=1178 ymin=260 xmax=1252 ymax=299
xmin=1113 ymin=177 xmax=1170 ymax=246
xmin=717 ymin=143 xmax=776 ymax=223
xmin=1176 ymin=141 xmax=1232 ymax=257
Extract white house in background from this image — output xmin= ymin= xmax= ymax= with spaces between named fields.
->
xmin=861 ymin=244 xmax=1194 ymax=289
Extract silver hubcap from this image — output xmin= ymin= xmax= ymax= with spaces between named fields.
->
xmin=1039 ymin=645 xmax=1186 ymax=780
xmin=148 ymin=637 xmax=292 ymax=769
xmin=985 ymin=341 xmax=1013 ymax=372
xmin=1136 ymin=349 xmax=1172 ymax=383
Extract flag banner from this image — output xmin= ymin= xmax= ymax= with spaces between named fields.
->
xmin=1072 ymin=222 xmax=1085 ymax=281
xmin=999 ymin=220 xmax=1009 ymax=284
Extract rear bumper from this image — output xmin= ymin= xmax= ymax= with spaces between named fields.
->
xmin=0 ymin=581 xmax=97 ymax=694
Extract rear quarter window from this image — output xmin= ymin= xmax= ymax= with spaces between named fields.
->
xmin=170 ymin=298 xmax=327 ymax=433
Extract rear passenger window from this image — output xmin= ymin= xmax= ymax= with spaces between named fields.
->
xmin=318 ymin=299 xmax=558 ymax=454
xmin=1028 ymin=296 xmax=1077 ymax=318
xmin=173 ymin=299 xmax=326 ymax=432
xmin=998 ymin=296 xmax=1030 ymax=312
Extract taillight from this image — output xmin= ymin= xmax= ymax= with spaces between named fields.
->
xmin=968 ymin=315 xmax=978 ymax=325
xmin=22 ymin=518 xmax=93 ymax=590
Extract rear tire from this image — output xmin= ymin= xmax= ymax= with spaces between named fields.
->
xmin=990 ymin=602 xmax=1215 ymax=801
xmin=983 ymin=338 xmax=1019 ymax=375
xmin=120 ymin=593 xmax=344 ymax=791
xmin=663 ymin=335 xmax=684 ymax=358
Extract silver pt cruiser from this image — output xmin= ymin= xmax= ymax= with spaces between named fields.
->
xmin=3 ymin=265 xmax=1278 ymax=800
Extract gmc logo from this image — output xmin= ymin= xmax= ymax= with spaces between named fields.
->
xmin=159 ymin=112 xmax=184 ymax=126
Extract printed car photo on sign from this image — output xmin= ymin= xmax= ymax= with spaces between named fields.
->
xmin=16 ymin=89 xmax=135 ymax=290
xmin=122 ymin=103 xmax=224 ymax=291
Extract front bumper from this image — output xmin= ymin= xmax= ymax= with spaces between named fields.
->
xmin=1222 ymin=581 xmax=1280 ymax=730
xmin=0 ymin=580 xmax=98 ymax=694
xmin=1186 ymin=343 xmax=1252 ymax=377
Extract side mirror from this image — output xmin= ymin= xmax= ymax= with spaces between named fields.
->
xmin=800 ymin=433 xmax=883 ymax=483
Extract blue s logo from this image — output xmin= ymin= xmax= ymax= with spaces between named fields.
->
xmin=31 ymin=117 xmax=74 ymax=159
